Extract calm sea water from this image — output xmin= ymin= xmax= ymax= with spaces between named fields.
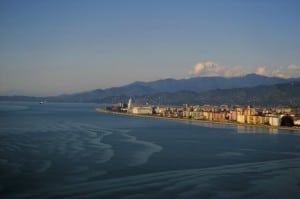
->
xmin=0 ymin=102 xmax=300 ymax=199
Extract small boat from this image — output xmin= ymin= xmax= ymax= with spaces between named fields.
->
xmin=39 ymin=101 xmax=47 ymax=104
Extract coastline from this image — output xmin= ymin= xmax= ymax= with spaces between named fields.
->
xmin=96 ymin=108 xmax=300 ymax=132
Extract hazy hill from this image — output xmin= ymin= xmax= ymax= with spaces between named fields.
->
xmin=48 ymin=74 xmax=298 ymax=102
xmin=115 ymin=81 xmax=300 ymax=106
xmin=131 ymin=74 xmax=290 ymax=93
xmin=0 ymin=74 xmax=299 ymax=104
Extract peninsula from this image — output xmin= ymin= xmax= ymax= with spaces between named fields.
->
xmin=97 ymin=98 xmax=300 ymax=131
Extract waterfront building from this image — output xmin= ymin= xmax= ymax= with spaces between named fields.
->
xmin=246 ymin=115 xmax=253 ymax=124
xmin=132 ymin=106 xmax=153 ymax=115
xmin=105 ymin=101 xmax=296 ymax=128
xmin=245 ymin=106 xmax=257 ymax=116
xmin=252 ymin=115 xmax=261 ymax=125
xmin=236 ymin=107 xmax=244 ymax=116
xmin=229 ymin=110 xmax=237 ymax=121
xmin=203 ymin=111 xmax=212 ymax=120
xmin=220 ymin=104 xmax=229 ymax=111
xmin=294 ymin=119 xmax=300 ymax=126
xmin=191 ymin=111 xmax=204 ymax=120
xmin=275 ymin=107 xmax=292 ymax=114
xmin=237 ymin=114 xmax=246 ymax=123
xmin=268 ymin=115 xmax=281 ymax=126
xmin=258 ymin=116 xmax=267 ymax=125
xmin=212 ymin=112 xmax=226 ymax=122
xmin=183 ymin=110 xmax=192 ymax=118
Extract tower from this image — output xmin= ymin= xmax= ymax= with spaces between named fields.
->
xmin=128 ymin=97 xmax=133 ymax=110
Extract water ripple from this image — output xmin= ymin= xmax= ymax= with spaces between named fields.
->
xmin=9 ymin=158 xmax=300 ymax=199
xmin=117 ymin=131 xmax=163 ymax=166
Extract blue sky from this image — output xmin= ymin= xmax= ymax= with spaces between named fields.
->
xmin=1 ymin=0 xmax=300 ymax=96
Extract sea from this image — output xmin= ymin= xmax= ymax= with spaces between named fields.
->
xmin=0 ymin=102 xmax=300 ymax=199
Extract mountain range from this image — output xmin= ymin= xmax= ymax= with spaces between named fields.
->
xmin=50 ymin=74 xmax=298 ymax=102
xmin=1 ymin=74 xmax=300 ymax=105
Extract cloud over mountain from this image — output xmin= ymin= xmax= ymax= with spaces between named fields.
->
xmin=255 ymin=67 xmax=267 ymax=76
xmin=189 ymin=61 xmax=243 ymax=77
xmin=255 ymin=65 xmax=300 ymax=78
xmin=190 ymin=61 xmax=300 ymax=78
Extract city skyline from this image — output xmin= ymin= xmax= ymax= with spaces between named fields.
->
xmin=1 ymin=0 xmax=300 ymax=96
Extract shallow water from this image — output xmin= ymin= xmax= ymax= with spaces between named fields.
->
xmin=0 ymin=102 xmax=300 ymax=198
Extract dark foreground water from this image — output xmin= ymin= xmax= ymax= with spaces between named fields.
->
xmin=0 ymin=102 xmax=300 ymax=199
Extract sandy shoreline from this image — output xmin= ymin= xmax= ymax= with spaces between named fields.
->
xmin=96 ymin=108 xmax=300 ymax=132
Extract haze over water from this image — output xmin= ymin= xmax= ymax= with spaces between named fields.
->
xmin=0 ymin=102 xmax=300 ymax=198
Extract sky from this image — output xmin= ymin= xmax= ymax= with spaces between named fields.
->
xmin=1 ymin=0 xmax=300 ymax=96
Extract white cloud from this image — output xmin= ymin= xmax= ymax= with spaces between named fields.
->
xmin=190 ymin=61 xmax=300 ymax=78
xmin=189 ymin=61 xmax=244 ymax=77
xmin=287 ymin=64 xmax=300 ymax=70
xmin=255 ymin=64 xmax=300 ymax=78
xmin=192 ymin=63 xmax=205 ymax=74
xmin=255 ymin=66 xmax=267 ymax=76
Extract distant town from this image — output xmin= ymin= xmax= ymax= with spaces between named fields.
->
xmin=99 ymin=98 xmax=300 ymax=129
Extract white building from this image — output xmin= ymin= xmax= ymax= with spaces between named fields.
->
xmin=132 ymin=106 xmax=153 ymax=115
xmin=268 ymin=115 xmax=281 ymax=127
xmin=294 ymin=119 xmax=300 ymax=126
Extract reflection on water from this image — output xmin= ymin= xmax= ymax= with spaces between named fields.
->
xmin=236 ymin=125 xmax=279 ymax=134
xmin=185 ymin=120 xmax=282 ymax=134
xmin=186 ymin=120 xmax=234 ymax=130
